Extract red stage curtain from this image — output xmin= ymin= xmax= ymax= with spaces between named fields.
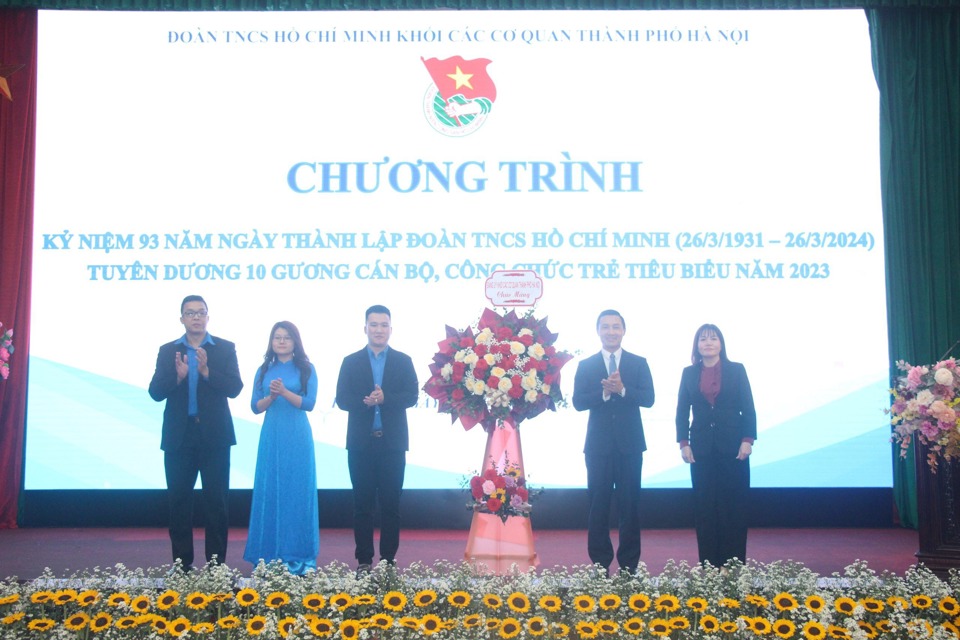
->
xmin=0 ymin=8 xmax=37 ymax=529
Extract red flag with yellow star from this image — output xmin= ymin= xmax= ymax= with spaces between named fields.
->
xmin=421 ymin=56 xmax=496 ymax=103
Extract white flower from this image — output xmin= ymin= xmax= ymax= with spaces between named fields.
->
xmin=541 ymin=383 xmax=551 ymax=395
xmin=440 ymin=363 xmax=453 ymax=380
xmin=482 ymin=480 xmax=496 ymax=495
xmin=916 ymin=390 xmax=936 ymax=406
xmin=518 ymin=328 xmax=533 ymax=337
xmin=463 ymin=353 xmax=479 ymax=365
xmin=527 ymin=343 xmax=546 ymax=360
xmin=935 ymin=367 xmax=954 ymax=386
xmin=510 ymin=341 xmax=526 ymax=355
xmin=483 ymin=353 xmax=496 ymax=366
xmin=498 ymin=377 xmax=513 ymax=392
xmin=491 ymin=367 xmax=506 ymax=378
xmin=476 ymin=328 xmax=493 ymax=344
xmin=471 ymin=379 xmax=485 ymax=395
xmin=521 ymin=374 xmax=538 ymax=391
xmin=525 ymin=390 xmax=539 ymax=403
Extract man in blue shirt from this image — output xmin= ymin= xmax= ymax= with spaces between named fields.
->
xmin=335 ymin=305 xmax=419 ymax=572
xmin=148 ymin=295 xmax=243 ymax=570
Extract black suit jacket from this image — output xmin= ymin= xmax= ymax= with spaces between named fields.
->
xmin=675 ymin=361 xmax=757 ymax=459
xmin=335 ymin=346 xmax=419 ymax=452
xmin=573 ymin=350 xmax=655 ymax=456
xmin=148 ymin=335 xmax=244 ymax=451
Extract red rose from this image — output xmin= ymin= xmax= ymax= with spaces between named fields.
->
xmin=452 ymin=388 xmax=465 ymax=401
xmin=501 ymin=356 xmax=517 ymax=371
xmin=486 ymin=376 xmax=500 ymax=389
xmin=516 ymin=487 xmax=529 ymax=501
xmin=470 ymin=476 xmax=484 ymax=499
xmin=508 ymin=385 xmax=524 ymax=399
xmin=496 ymin=327 xmax=513 ymax=340
xmin=459 ymin=336 xmax=475 ymax=348
xmin=523 ymin=360 xmax=537 ymax=372
xmin=483 ymin=468 xmax=498 ymax=481
xmin=518 ymin=334 xmax=534 ymax=346
xmin=452 ymin=361 xmax=466 ymax=382
xmin=474 ymin=344 xmax=488 ymax=357
xmin=474 ymin=358 xmax=490 ymax=372
xmin=486 ymin=497 xmax=502 ymax=512
xmin=493 ymin=476 xmax=507 ymax=489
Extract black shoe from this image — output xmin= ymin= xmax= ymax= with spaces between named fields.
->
xmin=356 ymin=563 xmax=372 ymax=577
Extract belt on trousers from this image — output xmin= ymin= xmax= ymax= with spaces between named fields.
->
xmin=372 ymin=430 xmax=383 ymax=438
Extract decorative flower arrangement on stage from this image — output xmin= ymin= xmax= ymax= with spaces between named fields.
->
xmin=423 ymin=308 xmax=574 ymax=432
xmin=888 ymin=358 xmax=960 ymax=472
xmin=0 ymin=323 xmax=12 ymax=380
xmin=467 ymin=460 xmax=537 ymax=523
xmin=0 ymin=560 xmax=957 ymax=640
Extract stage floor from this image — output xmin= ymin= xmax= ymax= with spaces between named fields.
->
xmin=0 ymin=526 xmax=919 ymax=580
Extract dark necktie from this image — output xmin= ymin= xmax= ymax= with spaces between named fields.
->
xmin=609 ymin=353 xmax=617 ymax=376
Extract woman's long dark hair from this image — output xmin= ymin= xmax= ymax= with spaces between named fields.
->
xmin=257 ymin=321 xmax=312 ymax=392
xmin=690 ymin=323 xmax=730 ymax=365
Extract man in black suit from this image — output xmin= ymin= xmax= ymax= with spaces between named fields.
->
xmin=335 ymin=304 xmax=419 ymax=572
xmin=148 ymin=295 xmax=243 ymax=570
xmin=572 ymin=309 xmax=655 ymax=575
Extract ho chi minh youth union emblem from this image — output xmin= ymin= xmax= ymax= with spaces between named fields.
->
xmin=421 ymin=55 xmax=497 ymax=137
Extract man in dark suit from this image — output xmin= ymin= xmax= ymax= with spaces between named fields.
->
xmin=148 ymin=295 xmax=243 ymax=570
xmin=572 ymin=309 xmax=655 ymax=575
xmin=335 ymin=304 xmax=419 ymax=572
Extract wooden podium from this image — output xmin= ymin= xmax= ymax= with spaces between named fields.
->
xmin=915 ymin=444 xmax=960 ymax=578
xmin=463 ymin=421 xmax=539 ymax=574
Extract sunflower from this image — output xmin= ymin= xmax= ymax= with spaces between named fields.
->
xmin=888 ymin=596 xmax=910 ymax=610
xmin=235 ymin=588 xmax=260 ymax=607
xmin=942 ymin=621 xmax=960 ymax=638
xmin=0 ymin=594 xmax=19 ymax=605
xmin=330 ymin=592 xmax=353 ymax=610
xmin=247 ymin=615 xmax=268 ymax=635
xmin=64 ymin=612 xmax=91 ymax=631
xmin=906 ymin=620 xmax=934 ymax=638
xmin=834 ymin=596 xmax=858 ymax=615
xmin=309 ymin=618 xmax=335 ymax=637
xmin=671 ymin=616 xmax=691 ymax=630
xmin=76 ymin=590 xmax=100 ymax=607
xmin=721 ymin=621 xmax=740 ymax=634
xmin=277 ymin=616 xmax=298 ymax=638
xmin=575 ymin=620 xmax=599 ymax=639
xmin=624 ymin=617 xmax=646 ymax=635
xmin=265 ymin=591 xmax=291 ymax=608
xmin=30 ymin=591 xmax=54 ymax=604
xmin=354 ymin=594 xmax=376 ymax=606
xmin=912 ymin=595 xmax=933 ymax=610
xmin=774 ymin=619 xmax=797 ymax=638
xmin=858 ymin=621 xmax=878 ymax=639
xmin=805 ymin=595 xmax=826 ymax=614
xmin=598 ymin=619 xmax=619 ymax=634
xmin=686 ymin=596 xmax=708 ymax=612
xmin=655 ymin=594 xmax=681 ymax=612
xmin=421 ymin=614 xmax=444 ymax=635
xmin=648 ymin=618 xmax=673 ymax=637
xmin=861 ymin=598 xmax=885 ymax=614
xmin=53 ymin=589 xmax=78 ymax=605
xmin=399 ymin=616 xmax=421 ymax=629
xmin=302 ymin=593 xmax=326 ymax=611
xmin=745 ymin=594 xmax=771 ymax=609
xmin=185 ymin=592 xmax=209 ymax=610
xmin=217 ymin=615 xmax=241 ymax=629
xmin=463 ymin=613 xmax=483 ymax=628
xmin=803 ymin=621 xmax=827 ymax=640
xmin=528 ymin=616 xmax=548 ymax=636
xmin=168 ymin=617 xmax=192 ymax=637
xmin=599 ymin=594 xmax=623 ymax=611
xmin=551 ymin=622 xmax=571 ymax=637
xmin=773 ymin=593 xmax=799 ymax=611
xmin=573 ymin=594 xmax=597 ymax=613
xmin=629 ymin=593 xmax=652 ymax=612
xmin=414 ymin=589 xmax=438 ymax=607
xmin=752 ymin=617 xmax=773 ymax=635
xmin=339 ymin=621 xmax=361 ymax=640
xmin=448 ymin=591 xmax=472 ymax=608
xmin=1 ymin=612 xmax=24 ymax=624
xmin=540 ymin=594 xmax=563 ymax=612
xmin=719 ymin=597 xmax=741 ymax=609
xmin=106 ymin=592 xmax=131 ymax=607
xmin=941 ymin=597 xmax=960 ymax=616
xmin=875 ymin=620 xmax=896 ymax=633
xmin=484 ymin=593 xmax=504 ymax=610
xmin=130 ymin=595 xmax=152 ymax=613
xmin=507 ymin=592 xmax=531 ymax=613
xmin=371 ymin=613 xmax=394 ymax=629
xmin=27 ymin=619 xmax=56 ymax=632
xmin=486 ymin=618 xmax=503 ymax=631
xmin=115 ymin=616 xmax=140 ymax=630
xmin=383 ymin=591 xmax=408 ymax=611
xmin=497 ymin=618 xmax=523 ymax=638
xmin=700 ymin=615 xmax=721 ymax=633
xmin=156 ymin=590 xmax=180 ymax=610
xmin=89 ymin=612 xmax=113 ymax=633
xmin=192 ymin=621 xmax=216 ymax=634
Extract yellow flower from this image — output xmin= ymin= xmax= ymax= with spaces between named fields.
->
xmin=168 ymin=616 xmax=192 ymax=637
xmin=399 ymin=616 xmax=421 ymax=629
xmin=721 ymin=621 xmax=740 ymax=633
xmin=649 ymin=618 xmax=673 ymax=636
xmin=700 ymin=615 xmax=721 ymax=633
xmin=912 ymin=595 xmax=933 ymax=610
xmin=719 ymin=597 xmax=741 ymax=609
xmin=185 ymin=592 xmax=209 ymax=610
xmin=156 ymin=589 xmax=180 ymax=610
xmin=875 ymin=620 xmax=896 ymax=633
xmin=858 ymin=621 xmax=878 ymax=638
xmin=414 ymin=589 xmax=438 ymax=607
xmin=774 ymin=619 xmax=797 ymax=638
xmin=888 ymin=596 xmax=910 ymax=610
xmin=486 ymin=617 xmax=503 ymax=631
xmin=130 ymin=594 xmax=152 ymax=613
xmin=235 ymin=588 xmax=260 ymax=607
xmin=421 ymin=614 xmax=444 ymax=635
xmin=827 ymin=623 xmax=851 ymax=639
xmin=507 ymin=592 xmax=531 ymax=613
xmin=27 ymin=619 xmax=56 ymax=632
xmin=540 ymin=594 xmax=563 ymax=612
xmin=448 ymin=591 xmax=472 ymax=608
xmin=192 ymin=621 xmax=216 ymax=634
xmin=861 ymin=598 xmax=885 ymax=614
xmin=30 ymin=591 xmax=54 ymax=604
xmin=575 ymin=620 xmax=599 ymax=639
xmin=625 ymin=617 xmax=646 ymax=635
xmin=302 ymin=593 xmax=326 ymax=610
xmin=551 ymin=622 xmax=571 ymax=637
xmin=499 ymin=617 xmax=522 ymax=638
xmin=246 ymin=615 xmax=268 ymax=635
xmin=217 ymin=615 xmax=241 ymax=629
xmin=600 ymin=594 xmax=623 ymax=610
xmin=265 ymin=591 xmax=291 ymax=608
xmin=774 ymin=593 xmax=799 ymax=611
xmin=655 ymin=594 xmax=681 ymax=612
xmin=383 ymin=591 xmax=407 ymax=611
xmin=463 ymin=613 xmax=483 ymax=628
xmin=746 ymin=594 xmax=771 ymax=609
xmin=573 ymin=594 xmax=596 ymax=612
xmin=686 ymin=596 xmax=709 ymax=612
xmin=64 ymin=612 xmax=90 ymax=631
xmin=308 ymin=617 xmax=335 ymax=637
xmin=942 ymin=621 xmax=960 ymax=638
xmin=116 ymin=616 xmax=140 ymax=630
xmin=0 ymin=594 xmax=19 ymax=605
xmin=89 ymin=612 xmax=112 ymax=633
xmin=330 ymin=592 xmax=353 ymax=610
xmin=76 ymin=590 xmax=100 ymax=607
xmin=941 ymin=597 xmax=960 ymax=616
xmin=484 ymin=593 xmax=504 ymax=610
xmin=906 ymin=620 xmax=934 ymax=638
xmin=671 ymin=616 xmax=691 ymax=630
xmin=371 ymin=613 xmax=394 ymax=629
xmin=1 ymin=612 xmax=24 ymax=624
xmin=629 ymin=593 xmax=652 ymax=612
xmin=805 ymin=595 xmax=827 ymax=614
xmin=354 ymin=594 xmax=376 ymax=606
xmin=53 ymin=589 xmax=77 ymax=605
xmin=752 ymin=617 xmax=773 ymax=635
xmin=803 ymin=621 xmax=827 ymax=640
xmin=834 ymin=596 xmax=858 ymax=615
xmin=277 ymin=616 xmax=298 ymax=638
xmin=598 ymin=619 xmax=620 ymax=634
xmin=107 ymin=592 xmax=131 ymax=607
xmin=528 ymin=616 xmax=548 ymax=636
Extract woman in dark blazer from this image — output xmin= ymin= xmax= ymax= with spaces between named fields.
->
xmin=675 ymin=323 xmax=756 ymax=568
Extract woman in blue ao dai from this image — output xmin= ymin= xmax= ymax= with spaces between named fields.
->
xmin=244 ymin=321 xmax=319 ymax=574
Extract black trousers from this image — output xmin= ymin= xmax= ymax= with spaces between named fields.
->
xmin=347 ymin=441 xmax=405 ymax=565
xmin=690 ymin=451 xmax=750 ymax=568
xmin=164 ymin=445 xmax=231 ymax=568
xmin=585 ymin=451 xmax=643 ymax=572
